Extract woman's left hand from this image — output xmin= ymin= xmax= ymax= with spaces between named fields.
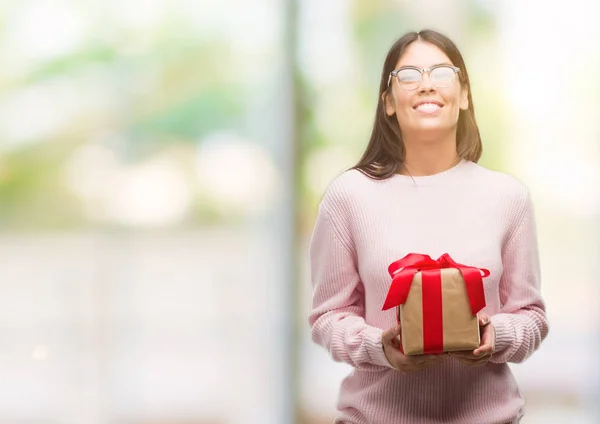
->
xmin=448 ymin=312 xmax=495 ymax=366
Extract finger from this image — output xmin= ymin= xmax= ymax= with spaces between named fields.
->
xmin=483 ymin=324 xmax=496 ymax=350
xmin=478 ymin=312 xmax=490 ymax=327
xmin=414 ymin=357 xmax=444 ymax=368
xmin=472 ymin=349 xmax=492 ymax=360
xmin=470 ymin=356 xmax=491 ymax=366
xmin=408 ymin=354 xmax=441 ymax=364
xmin=413 ymin=355 xmax=443 ymax=365
xmin=473 ymin=346 xmax=493 ymax=357
xmin=403 ymin=354 xmax=446 ymax=372
xmin=414 ymin=356 xmax=444 ymax=370
xmin=474 ymin=328 xmax=495 ymax=356
xmin=450 ymin=352 xmax=475 ymax=359
xmin=382 ymin=324 xmax=402 ymax=345
xmin=473 ymin=342 xmax=493 ymax=356
xmin=458 ymin=358 xmax=488 ymax=366
xmin=409 ymin=362 xmax=432 ymax=372
xmin=454 ymin=354 xmax=490 ymax=366
xmin=425 ymin=355 xmax=446 ymax=364
xmin=454 ymin=356 xmax=475 ymax=366
xmin=382 ymin=324 xmax=401 ymax=343
xmin=448 ymin=351 xmax=475 ymax=360
xmin=399 ymin=367 xmax=416 ymax=375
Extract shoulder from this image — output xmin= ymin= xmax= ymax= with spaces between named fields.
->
xmin=467 ymin=162 xmax=532 ymax=217
xmin=319 ymin=168 xmax=381 ymax=212
xmin=469 ymin=162 xmax=530 ymax=200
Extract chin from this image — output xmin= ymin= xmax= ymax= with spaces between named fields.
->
xmin=403 ymin=123 xmax=455 ymax=140
xmin=415 ymin=123 xmax=451 ymax=132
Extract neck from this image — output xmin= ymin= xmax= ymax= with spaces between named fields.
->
xmin=399 ymin=132 xmax=460 ymax=177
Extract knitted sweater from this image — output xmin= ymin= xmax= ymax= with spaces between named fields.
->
xmin=308 ymin=159 xmax=549 ymax=424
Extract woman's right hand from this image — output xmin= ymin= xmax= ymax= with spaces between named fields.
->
xmin=382 ymin=323 xmax=445 ymax=373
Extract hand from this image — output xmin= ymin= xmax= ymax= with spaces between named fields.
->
xmin=448 ymin=312 xmax=495 ymax=366
xmin=382 ymin=323 xmax=445 ymax=374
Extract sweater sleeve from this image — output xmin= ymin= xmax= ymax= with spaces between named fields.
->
xmin=307 ymin=199 xmax=394 ymax=371
xmin=490 ymin=190 xmax=549 ymax=364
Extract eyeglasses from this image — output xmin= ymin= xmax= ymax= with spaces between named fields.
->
xmin=387 ymin=65 xmax=461 ymax=91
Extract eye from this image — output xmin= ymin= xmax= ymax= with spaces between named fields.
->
xmin=430 ymin=67 xmax=456 ymax=87
xmin=397 ymin=69 xmax=421 ymax=83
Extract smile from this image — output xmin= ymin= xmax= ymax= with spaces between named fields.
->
xmin=413 ymin=102 xmax=443 ymax=115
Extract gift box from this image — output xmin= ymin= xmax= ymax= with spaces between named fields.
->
xmin=382 ymin=253 xmax=489 ymax=355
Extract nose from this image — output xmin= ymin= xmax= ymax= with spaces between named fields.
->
xmin=418 ymin=71 xmax=435 ymax=92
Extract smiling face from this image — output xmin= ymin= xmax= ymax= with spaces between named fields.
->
xmin=384 ymin=41 xmax=469 ymax=139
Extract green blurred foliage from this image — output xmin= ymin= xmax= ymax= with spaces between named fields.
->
xmin=0 ymin=142 xmax=84 ymax=230
xmin=0 ymin=1 xmax=512 ymax=230
xmin=0 ymin=14 xmax=247 ymax=229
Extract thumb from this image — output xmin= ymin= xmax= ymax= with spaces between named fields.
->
xmin=478 ymin=312 xmax=490 ymax=327
xmin=482 ymin=323 xmax=495 ymax=345
xmin=383 ymin=323 xmax=402 ymax=344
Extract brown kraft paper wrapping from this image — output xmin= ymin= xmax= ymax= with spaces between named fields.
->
xmin=398 ymin=268 xmax=480 ymax=355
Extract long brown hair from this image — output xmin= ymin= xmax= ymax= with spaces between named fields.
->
xmin=352 ymin=29 xmax=482 ymax=180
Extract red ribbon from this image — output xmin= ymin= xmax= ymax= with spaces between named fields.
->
xmin=421 ymin=269 xmax=444 ymax=353
xmin=382 ymin=253 xmax=489 ymax=354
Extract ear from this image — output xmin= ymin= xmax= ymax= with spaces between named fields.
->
xmin=382 ymin=91 xmax=396 ymax=116
xmin=459 ymin=87 xmax=469 ymax=110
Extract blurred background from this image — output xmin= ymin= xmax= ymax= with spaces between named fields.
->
xmin=0 ymin=0 xmax=598 ymax=423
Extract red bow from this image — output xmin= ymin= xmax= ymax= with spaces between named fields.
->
xmin=382 ymin=253 xmax=489 ymax=316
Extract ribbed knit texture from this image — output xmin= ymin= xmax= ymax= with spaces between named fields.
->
xmin=308 ymin=159 xmax=549 ymax=424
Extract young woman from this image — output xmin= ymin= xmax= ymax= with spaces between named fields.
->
xmin=308 ymin=29 xmax=549 ymax=424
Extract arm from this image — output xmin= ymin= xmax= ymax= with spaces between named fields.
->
xmin=490 ymin=191 xmax=549 ymax=364
xmin=308 ymin=203 xmax=393 ymax=371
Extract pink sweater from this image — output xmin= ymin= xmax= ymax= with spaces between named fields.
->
xmin=308 ymin=160 xmax=549 ymax=424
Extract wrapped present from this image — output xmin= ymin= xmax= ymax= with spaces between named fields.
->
xmin=382 ymin=253 xmax=489 ymax=355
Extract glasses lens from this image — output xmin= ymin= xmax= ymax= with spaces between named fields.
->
xmin=396 ymin=69 xmax=421 ymax=90
xmin=430 ymin=66 xmax=456 ymax=88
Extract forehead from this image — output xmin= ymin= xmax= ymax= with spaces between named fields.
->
xmin=395 ymin=41 xmax=453 ymax=68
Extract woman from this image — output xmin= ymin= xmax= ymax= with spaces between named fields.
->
xmin=308 ymin=29 xmax=549 ymax=424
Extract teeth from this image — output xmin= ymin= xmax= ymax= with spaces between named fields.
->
xmin=416 ymin=103 xmax=441 ymax=110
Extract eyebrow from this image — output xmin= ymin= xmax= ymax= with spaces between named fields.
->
xmin=399 ymin=62 xmax=453 ymax=69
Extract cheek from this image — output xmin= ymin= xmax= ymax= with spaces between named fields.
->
xmin=441 ymin=89 xmax=461 ymax=106
xmin=453 ymin=87 xmax=468 ymax=108
xmin=394 ymin=95 xmax=413 ymax=115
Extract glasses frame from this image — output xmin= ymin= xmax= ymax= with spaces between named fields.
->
xmin=387 ymin=65 xmax=461 ymax=91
